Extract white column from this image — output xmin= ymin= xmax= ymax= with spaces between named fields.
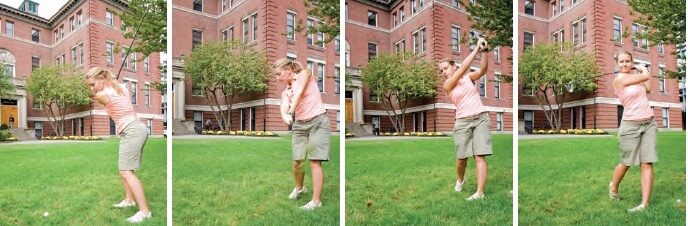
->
xmin=355 ymin=88 xmax=364 ymax=123
xmin=19 ymin=95 xmax=27 ymax=129
xmin=176 ymin=79 xmax=186 ymax=120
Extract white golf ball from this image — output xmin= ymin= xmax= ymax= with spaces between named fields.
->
xmin=43 ymin=212 xmax=49 ymax=217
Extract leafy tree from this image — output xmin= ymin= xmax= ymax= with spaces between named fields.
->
xmin=26 ymin=64 xmax=92 ymax=136
xmin=459 ymin=0 xmax=513 ymax=82
xmin=519 ymin=42 xmax=600 ymax=130
xmin=628 ymin=0 xmax=686 ymax=78
xmin=293 ymin=0 xmax=339 ymax=44
xmin=117 ymin=0 xmax=167 ymax=59
xmin=0 ymin=65 xmax=15 ymax=98
xmin=362 ymin=52 xmax=438 ymax=132
xmin=184 ymin=41 xmax=270 ymax=131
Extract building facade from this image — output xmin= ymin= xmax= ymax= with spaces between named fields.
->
xmin=0 ymin=0 xmax=164 ymax=137
xmin=518 ymin=0 xmax=681 ymax=131
xmin=171 ymin=0 xmax=341 ymax=133
xmin=346 ymin=0 xmax=514 ymax=133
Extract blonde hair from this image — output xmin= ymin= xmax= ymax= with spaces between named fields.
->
xmin=85 ymin=67 xmax=123 ymax=95
xmin=614 ymin=50 xmax=634 ymax=63
xmin=439 ymin=58 xmax=456 ymax=66
xmin=272 ymin=58 xmax=312 ymax=78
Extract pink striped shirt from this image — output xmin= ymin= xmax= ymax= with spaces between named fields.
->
xmin=449 ymin=75 xmax=486 ymax=118
xmin=288 ymin=77 xmax=326 ymax=121
xmin=615 ymin=83 xmax=653 ymax=121
xmin=103 ymin=85 xmax=138 ymax=134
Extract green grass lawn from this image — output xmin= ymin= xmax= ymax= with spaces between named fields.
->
xmin=0 ymin=138 xmax=167 ymax=225
xmin=172 ymin=135 xmax=340 ymax=225
xmin=519 ymin=131 xmax=686 ymax=225
xmin=346 ymin=135 xmax=514 ymax=225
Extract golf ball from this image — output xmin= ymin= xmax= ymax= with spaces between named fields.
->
xmin=43 ymin=212 xmax=49 ymax=217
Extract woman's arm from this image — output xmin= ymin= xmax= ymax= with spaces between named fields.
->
xmin=468 ymin=49 xmax=489 ymax=81
xmin=280 ymin=90 xmax=292 ymax=125
xmin=287 ymin=70 xmax=310 ymax=113
xmin=443 ymin=39 xmax=485 ymax=94
xmin=613 ymin=64 xmax=650 ymax=90
xmin=93 ymin=91 xmax=109 ymax=106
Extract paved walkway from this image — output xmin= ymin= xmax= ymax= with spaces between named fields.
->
xmin=518 ymin=134 xmax=613 ymax=140
xmin=0 ymin=140 xmax=106 ymax=145
xmin=171 ymin=135 xmax=282 ymax=140
xmin=346 ymin=136 xmax=449 ymax=141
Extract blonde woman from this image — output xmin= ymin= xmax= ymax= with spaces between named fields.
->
xmin=85 ymin=67 xmax=151 ymax=222
xmin=609 ymin=51 xmax=656 ymax=212
xmin=438 ymin=38 xmax=490 ymax=201
xmin=273 ymin=58 xmax=331 ymax=210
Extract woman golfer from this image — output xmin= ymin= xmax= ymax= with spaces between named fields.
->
xmin=608 ymin=51 xmax=656 ymax=212
xmin=85 ymin=67 xmax=151 ymax=222
xmin=274 ymin=58 xmax=330 ymax=210
xmin=438 ymin=38 xmax=490 ymax=201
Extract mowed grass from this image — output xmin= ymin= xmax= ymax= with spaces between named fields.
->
xmin=0 ymin=138 xmax=167 ymax=225
xmin=519 ymin=131 xmax=686 ymax=225
xmin=172 ymin=135 xmax=340 ymax=225
xmin=346 ymin=135 xmax=514 ymax=225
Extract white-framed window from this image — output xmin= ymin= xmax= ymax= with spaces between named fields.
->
xmin=658 ymin=43 xmax=664 ymax=54
xmin=393 ymin=12 xmax=397 ymax=27
xmin=613 ymin=17 xmax=622 ymax=43
xmin=242 ymin=17 xmax=249 ymax=43
xmin=31 ymin=56 xmax=40 ymax=71
xmin=394 ymin=39 xmax=405 ymax=52
xmin=122 ymin=46 xmax=129 ymax=68
xmin=659 ymin=66 xmax=666 ymax=93
xmin=145 ymin=83 xmax=150 ymax=106
xmin=335 ymin=35 xmax=340 ymax=52
xmin=144 ymin=56 xmax=149 ymax=73
xmin=662 ymin=107 xmax=669 ymax=128
xmin=552 ymin=2 xmax=557 ymax=17
xmin=5 ymin=21 xmax=14 ymax=36
xmin=106 ymin=10 xmax=113 ymax=25
xmin=54 ymin=30 xmax=58 ymax=42
xmin=192 ymin=29 xmax=203 ymax=48
xmin=452 ymin=0 xmax=460 ymax=7
xmin=523 ymin=31 xmax=534 ymax=50
xmin=497 ymin=112 xmax=503 ymax=131
xmin=317 ymin=63 xmax=324 ymax=92
xmin=60 ymin=25 xmax=64 ymax=38
xmin=252 ymin=13 xmax=258 ymax=42
xmin=559 ymin=0 xmax=564 ymax=12
xmin=524 ymin=111 xmax=534 ymax=131
xmin=71 ymin=46 xmax=77 ymax=63
xmin=494 ymin=47 xmax=500 ymax=62
xmin=412 ymin=27 xmax=426 ymax=54
xmin=32 ymin=98 xmax=42 ymax=109
xmin=469 ymin=30 xmax=479 ymax=51
xmin=307 ymin=19 xmax=314 ymax=45
xmin=222 ymin=0 xmax=227 ymax=12
xmin=287 ymin=12 xmax=296 ymax=41
xmin=334 ymin=66 xmax=340 ymax=94
xmin=411 ymin=0 xmax=417 ymax=14
xmin=130 ymin=52 xmax=137 ymax=70
xmin=147 ymin=119 xmax=152 ymax=135
xmin=77 ymin=11 xmax=82 ymax=26
xmin=368 ymin=42 xmax=377 ymax=60
xmin=193 ymin=0 xmax=202 ymax=12
xmin=451 ymin=25 xmax=460 ymax=52
xmin=106 ymin=41 xmax=114 ymax=64
xmin=494 ymin=73 xmax=501 ymax=98
xmin=572 ymin=21 xmax=579 ymax=45
xmin=581 ymin=18 xmax=587 ymax=43
xmin=2 ymin=64 xmax=14 ymax=77
xmin=70 ymin=17 xmax=75 ymax=31
xmin=478 ymin=75 xmax=486 ymax=97
xmin=400 ymin=7 xmax=405 ymax=21
xmin=368 ymin=10 xmax=377 ymax=27
xmin=525 ymin=0 xmax=534 ymax=16
xmin=35 ymin=122 xmax=43 ymax=136
xmin=78 ymin=43 xmax=84 ymax=65
xmin=522 ymin=83 xmax=534 ymax=96
xmin=55 ymin=54 xmax=65 ymax=65
xmin=31 ymin=29 xmax=40 ymax=42
xmin=130 ymin=81 xmax=137 ymax=105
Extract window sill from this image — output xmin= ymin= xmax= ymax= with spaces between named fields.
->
xmin=633 ymin=47 xmax=650 ymax=53
xmin=308 ymin=45 xmax=326 ymax=52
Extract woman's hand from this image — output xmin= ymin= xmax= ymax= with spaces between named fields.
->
xmin=282 ymin=113 xmax=293 ymax=126
xmin=635 ymin=64 xmax=647 ymax=73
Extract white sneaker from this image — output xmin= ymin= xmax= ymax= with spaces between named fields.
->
xmin=299 ymin=201 xmax=322 ymax=210
xmin=608 ymin=182 xmax=620 ymax=201
xmin=125 ymin=211 xmax=151 ymax=223
xmin=113 ymin=200 xmax=136 ymax=208
xmin=466 ymin=193 xmax=484 ymax=201
xmin=288 ymin=186 xmax=307 ymax=199
xmin=454 ymin=177 xmax=466 ymax=192
xmin=628 ymin=204 xmax=646 ymax=212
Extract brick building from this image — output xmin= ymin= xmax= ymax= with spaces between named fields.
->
xmin=170 ymin=0 xmax=341 ymax=133
xmin=345 ymin=0 xmax=513 ymax=133
xmin=0 ymin=0 xmax=164 ymax=137
xmin=518 ymin=0 xmax=681 ymax=131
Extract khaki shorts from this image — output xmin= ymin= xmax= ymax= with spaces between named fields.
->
xmin=119 ymin=120 xmax=149 ymax=170
xmin=453 ymin=112 xmax=493 ymax=159
xmin=618 ymin=118 xmax=658 ymax=166
xmin=292 ymin=113 xmax=330 ymax=161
